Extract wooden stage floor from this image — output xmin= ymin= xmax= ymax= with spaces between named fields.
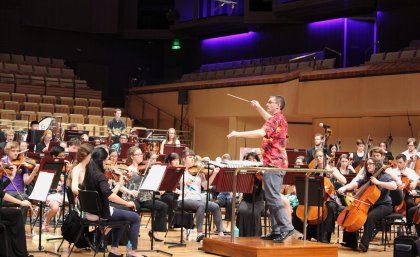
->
xmin=25 ymin=220 xmax=396 ymax=257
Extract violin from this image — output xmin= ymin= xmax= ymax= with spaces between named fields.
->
xmin=12 ymin=155 xmax=37 ymax=170
xmin=0 ymin=164 xmax=14 ymax=177
xmin=105 ymin=164 xmax=131 ymax=182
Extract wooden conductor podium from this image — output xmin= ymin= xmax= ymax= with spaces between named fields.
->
xmin=202 ymin=166 xmax=338 ymax=257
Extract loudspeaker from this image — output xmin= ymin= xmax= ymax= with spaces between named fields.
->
xmin=178 ymin=90 xmax=189 ymax=105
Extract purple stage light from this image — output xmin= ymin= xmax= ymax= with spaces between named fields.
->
xmin=201 ymin=32 xmax=257 ymax=47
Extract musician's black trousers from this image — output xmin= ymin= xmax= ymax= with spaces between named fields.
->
xmin=0 ymin=208 xmax=29 ymax=257
xmin=342 ymin=204 xmax=392 ymax=249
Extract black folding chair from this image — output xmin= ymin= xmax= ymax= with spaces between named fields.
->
xmin=68 ymin=189 xmax=130 ymax=257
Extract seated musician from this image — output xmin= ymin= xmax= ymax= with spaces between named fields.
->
xmin=178 ymin=149 xmax=224 ymax=242
xmin=385 ymin=154 xmax=419 ymax=233
xmin=82 ymin=147 xmax=140 ymax=257
xmin=306 ymin=133 xmax=326 ymax=165
xmin=402 ymin=138 xmax=420 ymax=169
xmin=68 ymin=123 xmax=78 ymax=131
xmin=349 ymin=139 xmax=366 ymax=169
xmin=107 ymin=108 xmax=126 ymax=144
xmin=108 ymin=148 xmax=119 ymax=166
xmin=338 ymin=157 xmax=397 ymax=252
xmin=69 ymin=143 xmax=94 ymax=198
xmin=1 ymin=142 xmax=39 ymax=222
xmin=42 ymin=145 xmax=68 ymax=232
xmin=161 ymin=152 xmax=181 ymax=229
xmin=294 ymin=155 xmax=306 ymax=165
xmin=236 ymin=152 xmax=265 ymax=237
xmin=332 ymin=154 xmax=355 ymax=206
xmin=80 ymin=134 xmax=89 ymax=143
xmin=379 ymin=141 xmax=394 ymax=163
xmin=0 ymin=129 xmax=15 ymax=152
xmin=0 ymin=173 xmax=34 ymax=257
xmin=125 ymin=146 xmax=168 ymax=241
xmin=159 ymin=128 xmax=181 ymax=154
xmin=67 ymin=138 xmax=81 ymax=153
xmin=35 ymin=130 xmax=53 ymax=153
xmin=214 ymin=153 xmax=235 ymax=221
xmin=19 ymin=141 xmax=28 ymax=153
xmin=301 ymin=149 xmax=346 ymax=243
xmin=110 ymin=134 xmax=128 ymax=155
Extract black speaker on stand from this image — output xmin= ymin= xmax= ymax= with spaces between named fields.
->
xmin=178 ymin=90 xmax=188 ymax=131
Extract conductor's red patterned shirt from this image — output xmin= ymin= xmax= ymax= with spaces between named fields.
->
xmin=261 ymin=111 xmax=288 ymax=168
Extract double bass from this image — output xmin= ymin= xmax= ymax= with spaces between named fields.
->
xmin=336 ymin=166 xmax=384 ymax=232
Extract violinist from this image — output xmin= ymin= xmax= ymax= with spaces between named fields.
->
xmin=301 ymin=149 xmax=346 ymax=243
xmin=35 ymin=130 xmax=53 ymax=153
xmin=69 ymin=143 xmax=94 ymax=198
xmin=338 ymin=157 xmax=397 ymax=252
xmin=159 ymin=128 xmax=181 ymax=154
xmin=379 ymin=141 xmax=394 ymax=163
xmin=67 ymin=137 xmax=81 ymax=153
xmin=42 ymin=145 xmax=68 ymax=232
xmin=108 ymin=148 xmax=119 ymax=166
xmin=306 ymin=133 xmax=326 ymax=164
xmin=1 ymin=142 xmax=39 ymax=222
xmin=125 ymin=146 xmax=168 ymax=241
xmin=0 ymin=129 xmax=15 ymax=151
xmin=402 ymin=138 xmax=420 ymax=170
xmin=0 ymin=172 xmax=34 ymax=257
xmin=349 ymin=139 xmax=366 ymax=169
xmin=110 ymin=134 xmax=128 ymax=155
xmin=384 ymin=154 xmax=419 ymax=233
xmin=82 ymin=147 xmax=140 ymax=257
xmin=178 ymin=149 xmax=224 ymax=242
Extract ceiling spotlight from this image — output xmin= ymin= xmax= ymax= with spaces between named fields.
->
xmin=215 ymin=0 xmax=237 ymax=15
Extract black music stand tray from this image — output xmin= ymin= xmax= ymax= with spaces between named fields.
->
xmin=163 ymin=144 xmax=186 ymax=156
xmin=28 ymin=170 xmax=62 ymax=257
xmin=295 ymin=176 xmax=325 ymax=242
xmin=139 ymin=165 xmax=184 ymax=255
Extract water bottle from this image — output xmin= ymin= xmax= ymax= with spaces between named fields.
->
xmin=126 ymin=240 xmax=132 ymax=257
xmin=234 ymin=226 xmax=239 ymax=237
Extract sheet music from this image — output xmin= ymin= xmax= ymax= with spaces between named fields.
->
xmin=29 ymin=172 xmax=54 ymax=201
xmin=140 ymin=165 xmax=166 ymax=191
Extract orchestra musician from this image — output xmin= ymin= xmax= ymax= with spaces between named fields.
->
xmin=110 ymin=134 xmax=128 ymax=155
xmin=227 ymin=95 xmax=296 ymax=243
xmin=82 ymin=147 xmax=140 ymax=257
xmin=215 ymin=153 xmax=235 ymax=222
xmin=306 ymin=133 xmax=326 ymax=165
xmin=0 ymin=129 xmax=15 ymax=151
xmin=295 ymin=156 xmax=306 ymax=165
xmin=402 ymin=138 xmax=420 ymax=170
xmin=125 ymin=146 xmax=168 ymax=241
xmin=178 ymin=149 xmax=224 ymax=242
xmin=107 ymin=108 xmax=126 ymax=144
xmin=159 ymin=128 xmax=181 ymax=154
xmin=67 ymin=138 xmax=81 ymax=153
xmin=35 ymin=130 xmax=53 ymax=153
xmin=42 ymin=145 xmax=68 ymax=232
xmin=384 ymin=154 xmax=419 ymax=233
xmin=337 ymin=157 xmax=397 ymax=252
xmin=349 ymin=139 xmax=366 ymax=169
xmin=68 ymin=123 xmax=78 ymax=131
xmin=379 ymin=141 xmax=394 ymax=163
xmin=301 ymin=149 xmax=346 ymax=243
xmin=0 ymin=174 xmax=33 ymax=257
xmin=161 ymin=152 xmax=181 ymax=229
xmin=108 ymin=148 xmax=119 ymax=165
xmin=69 ymin=143 xmax=94 ymax=198
xmin=1 ymin=142 xmax=39 ymax=221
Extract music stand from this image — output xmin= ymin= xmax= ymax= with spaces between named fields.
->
xmin=26 ymin=130 xmax=45 ymax=143
xmin=47 ymin=141 xmax=61 ymax=151
xmin=120 ymin=142 xmax=135 ymax=159
xmin=28 ymin=170 xmax=62 ymax=257
xmin=163 ymin=144 xmax=186 ymax=157
xmin=295 ymin=176 xmax=325 ymax=241
xmin=286 ymin=148 xmax=307 ymax=165
xmin=63 ymin=130 xmax=89 ymax=141
xmin=139 ymin=165 xmax=183 ymax=256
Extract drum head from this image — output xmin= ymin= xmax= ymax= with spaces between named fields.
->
xmin=39 ymin=116 xmax=54 ymax=130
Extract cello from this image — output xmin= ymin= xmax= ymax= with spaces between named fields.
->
xmin=337 ymin=164 xmax=384 ymax=232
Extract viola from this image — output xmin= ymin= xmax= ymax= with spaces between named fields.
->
xmin=337 ymin=166 xmax=384 ymax=232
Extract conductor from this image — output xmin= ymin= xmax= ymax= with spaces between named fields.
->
xmin=227 ymin=95 xmax=295 ymax=243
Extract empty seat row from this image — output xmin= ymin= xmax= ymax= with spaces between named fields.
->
xmin=0 ymin=110 xmax=132 ymax=127
xmin=0 ymin=63 xmax=75 ymax=78
xmin=181 ymin=59 xmax=336 ymax=82
xmin=0 ymin=73 xmax=86 ymax=87
xmin=199 ymin=51 xmax=325 ymax=72
xmin=368 ymin=49 xmax=420 ymax=64
xmin=0 ymin=53 xmax=66 ymax=68
xmin=0 ymin=93 xmax=102 ymax=107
